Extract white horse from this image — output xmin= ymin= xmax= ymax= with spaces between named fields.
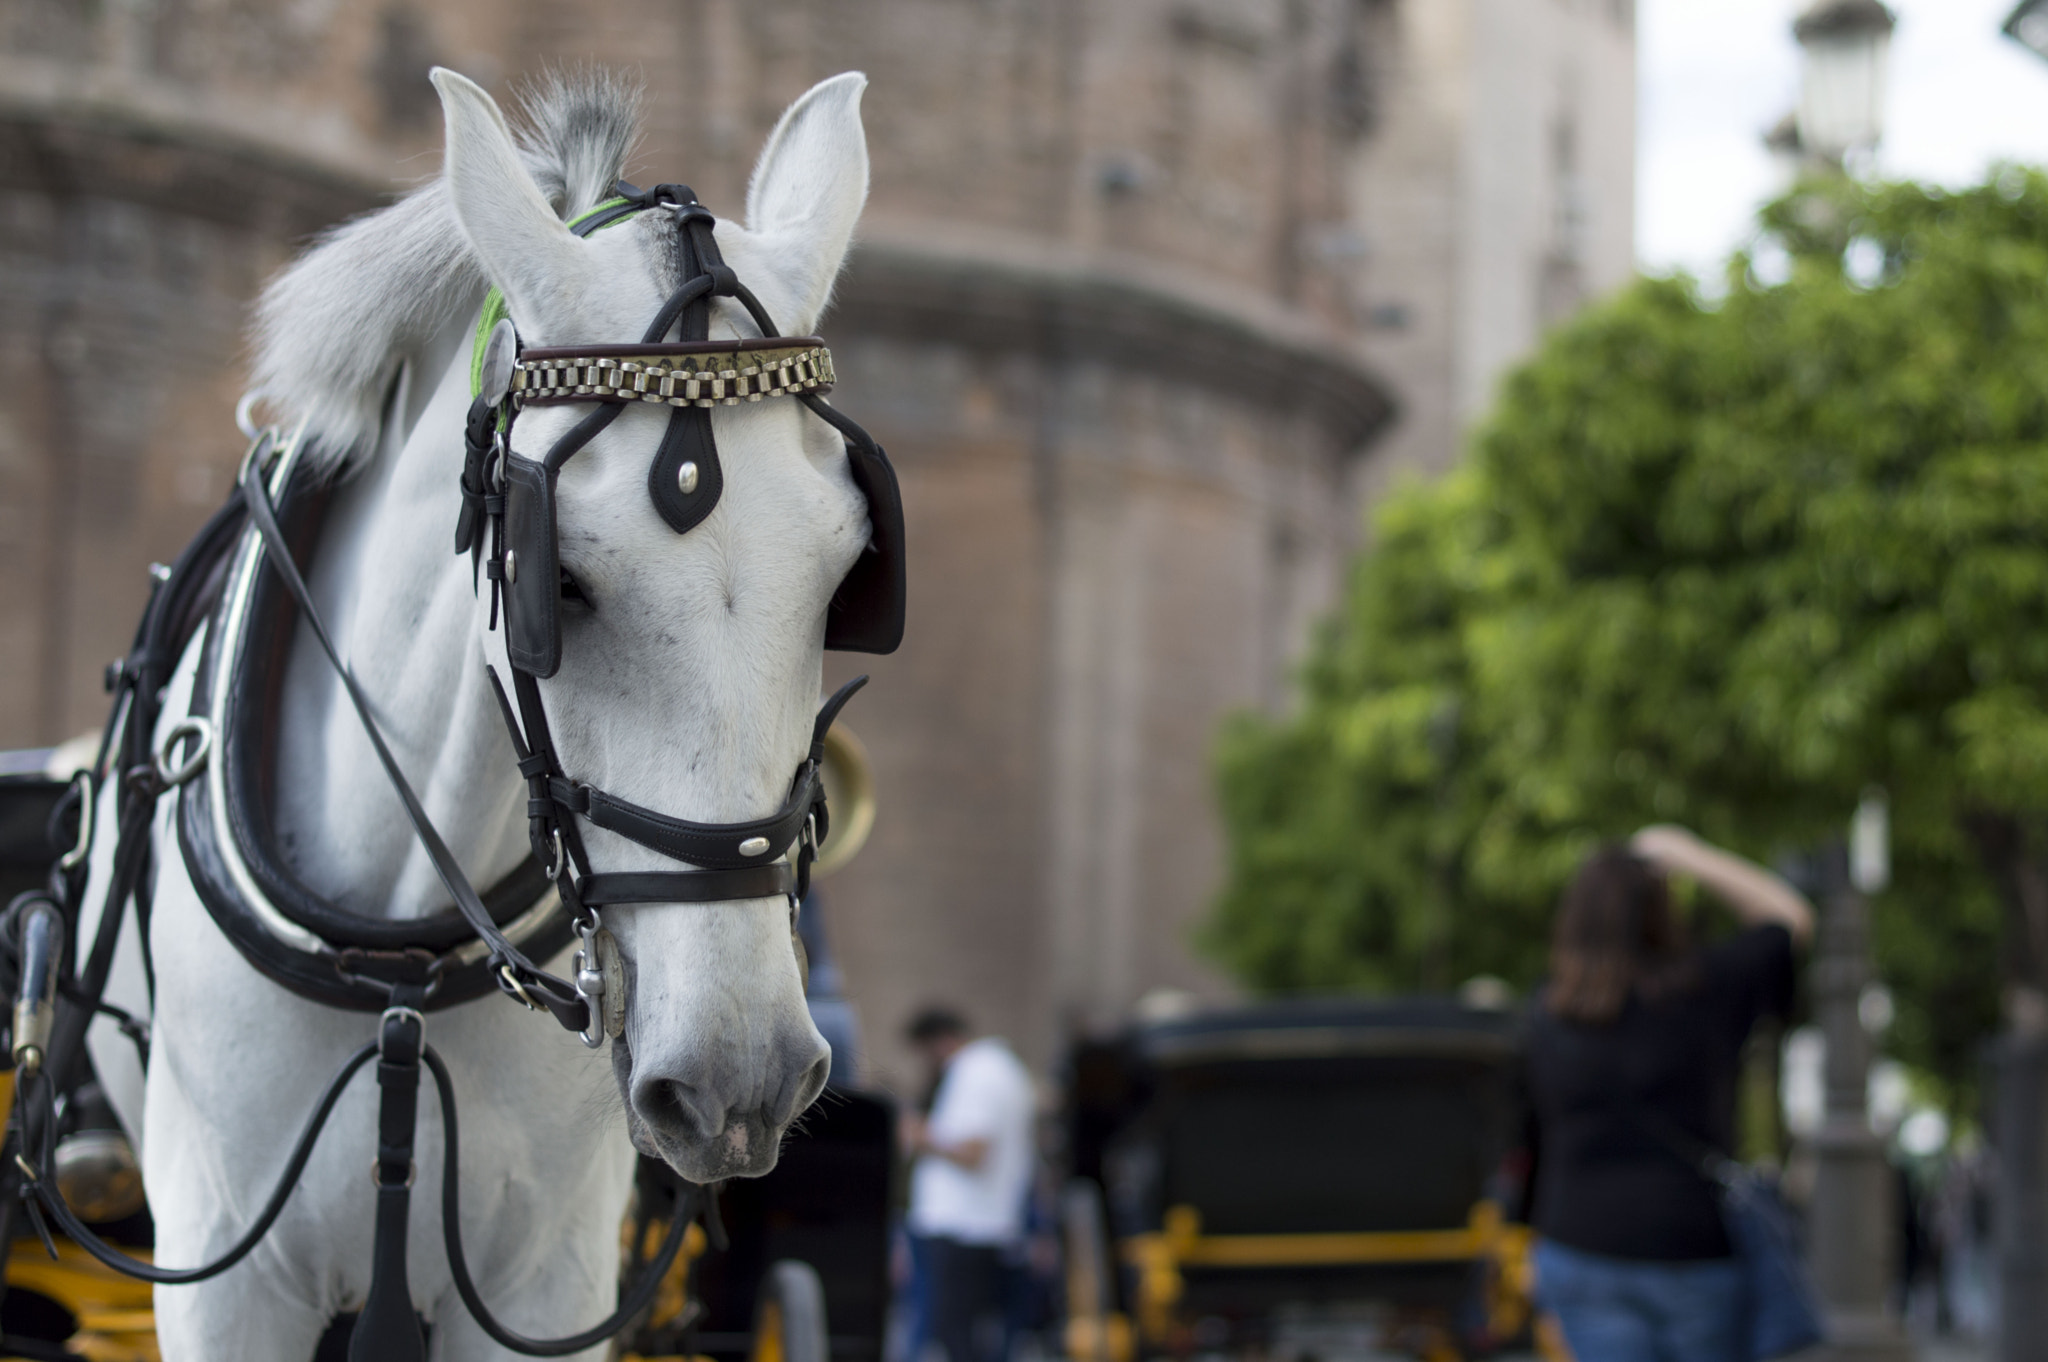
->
xmin=76 ymin=66 xmax=874 ymax=1360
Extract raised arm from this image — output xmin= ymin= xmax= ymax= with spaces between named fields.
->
xmin=1630 ymin=825 xmax=1815 ymax=948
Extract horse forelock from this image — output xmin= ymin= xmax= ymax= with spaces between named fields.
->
xmin=250 ymin=69 xmax=645 ymax=472
xmin=516 ymin=66 xmax=644 ymax=220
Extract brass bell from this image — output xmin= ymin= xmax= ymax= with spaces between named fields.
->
xmin=812 ymin=724 xmax=875 ymax=879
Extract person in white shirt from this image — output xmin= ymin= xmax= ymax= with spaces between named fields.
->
xmin=900 ymin=1008 xmax=1037 ymax=1362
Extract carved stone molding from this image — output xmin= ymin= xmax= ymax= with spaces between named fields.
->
xmin=835 ymin=227 xmax=1397 ymax=455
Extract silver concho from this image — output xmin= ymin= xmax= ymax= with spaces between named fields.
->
xmin=480 ymin=318 xmax=519 ymax=407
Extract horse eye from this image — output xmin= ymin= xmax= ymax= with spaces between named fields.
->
xmin=559 ymin=567 xmax=590 ymax=607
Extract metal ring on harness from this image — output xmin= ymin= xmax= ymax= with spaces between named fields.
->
xmin=154 ymin=717 xmax=214 ymax=788
xmin=57 ymin=771 xmax=94 ymax=871
xmin=542 ymin=825 xmax=567 ymax=884
xmin=234 ymin=389 xmax=269 ymax=440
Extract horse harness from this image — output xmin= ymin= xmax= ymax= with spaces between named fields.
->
xmin=3 ymin=182 xmax=904 ymax=1360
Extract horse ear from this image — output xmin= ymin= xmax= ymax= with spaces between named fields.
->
xmin=743 ymin=72 xmax=870 ymax=335
xmin=432 ymin=67 xmax=594 ymax=339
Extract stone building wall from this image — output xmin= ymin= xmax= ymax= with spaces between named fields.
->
xmin=1347 ymin=0 xmax=1637 ymax=494
xmin=0 ymin=0 xmax=1630 ymax=1093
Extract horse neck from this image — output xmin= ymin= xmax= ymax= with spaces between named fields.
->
xmin=272 ymin=337 xmax=530 ymax=920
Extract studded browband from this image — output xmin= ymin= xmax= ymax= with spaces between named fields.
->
xmin=514 ymin=340 xmax=835 ymax=409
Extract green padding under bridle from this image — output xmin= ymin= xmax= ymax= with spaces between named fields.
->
xmin=467 ymin=195 xmax=635 ymax=399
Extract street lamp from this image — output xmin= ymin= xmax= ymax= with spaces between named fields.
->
xmin=2007 ymin=0 xmax=2048 ymax=64
xmin=1793 ymin=0 xmax=1897 ymax=165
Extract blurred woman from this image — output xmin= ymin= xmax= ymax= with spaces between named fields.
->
xmin=1524 ymin=826 xmax=1814 ymax=1362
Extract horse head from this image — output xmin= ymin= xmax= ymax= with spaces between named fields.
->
xmin=433 ymin=69 xmax=872 ymax=1181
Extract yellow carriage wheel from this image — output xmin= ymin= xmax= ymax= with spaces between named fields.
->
xmin=749 ymin=1260 xmax=827 ymax=1362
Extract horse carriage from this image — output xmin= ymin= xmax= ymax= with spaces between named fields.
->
xmin=0 ymin=64 xmax=906 ymax=1362
xmin=1062 ymin=999 xmax=1538 ymax=1362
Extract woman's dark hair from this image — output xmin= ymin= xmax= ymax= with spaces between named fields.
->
xmin=906 ymin=1006 xmax=969 ymax=1044
xmin=1547 ymin=845 xmax=1696 ymax=1024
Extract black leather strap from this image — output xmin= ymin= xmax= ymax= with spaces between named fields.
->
xmin=354 ymin=1002 xmax=427 ymax=1362
xmin=578 ymin=865 xmax=795 ymax=906
xmin=644 ymin=189 xmax=725 ymax=535
xmin=553 ymin=772 xmax=819 ymax=871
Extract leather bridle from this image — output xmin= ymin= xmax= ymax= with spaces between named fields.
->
xmin=419 ymin=180 xmax=904 ymax=1043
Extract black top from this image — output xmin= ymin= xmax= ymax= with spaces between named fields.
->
xmin=1523 ymin=924 xmax=1795 ymax=1261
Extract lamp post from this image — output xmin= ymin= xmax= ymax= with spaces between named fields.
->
xmin=1792 ymin=1 xmax=1896 ymax=170
xmin=1805 ymin=794 xmax=1911 ymax=1361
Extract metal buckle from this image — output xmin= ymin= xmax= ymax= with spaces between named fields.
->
xmin=498 ymin=964 xmax=541 ymax=1011
xmin=378 ymin=1005 xmax=425 ymax=1058
xmin=154 ymin=717 xmax=213 ymax=788
xmin=370 ymin=1158 xmax=418 ymax=1189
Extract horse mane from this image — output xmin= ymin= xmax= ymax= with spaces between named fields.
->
xmin=251 ymin=69 xmax=643 ymax=471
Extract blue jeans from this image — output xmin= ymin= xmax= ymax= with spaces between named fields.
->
xmin=897 ymin=1227 xmax=935 ymax=1362
xmin=1535 ymin=1239 xmax=1746 ymax=1362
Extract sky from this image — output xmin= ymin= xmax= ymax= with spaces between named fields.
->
xmin=1638 ymin=0 xmax=2048 ymax=278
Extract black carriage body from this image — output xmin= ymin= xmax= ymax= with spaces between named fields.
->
xmin=692 ymin=1087 xmax=897 ymax=1362
xmin=1074 ymin=999 xmax=1524 ymax=1334
xmin=0 ymin=775 xmax=70 ymax=907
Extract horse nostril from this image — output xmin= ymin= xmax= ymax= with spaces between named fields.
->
xmin=773 ymin=1052 xmax=833 ymax=1127
xmin=803 ymin=1052 xmax=830 ymax=1101
xmin=637 ymin=1079 xmax=714 ymax=1141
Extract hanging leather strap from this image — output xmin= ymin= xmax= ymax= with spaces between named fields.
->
xmin=352 ymin=998 xmax=428 ymax=1362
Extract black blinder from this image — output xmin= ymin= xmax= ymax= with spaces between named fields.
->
xmin=501 ymin=455 xmax=563 ymax=679
xmin=810 ymin=398 xmax=906 ymax=656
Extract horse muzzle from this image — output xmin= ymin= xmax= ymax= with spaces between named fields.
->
xmin=613 ymin=1026 xmax=831 ymax=1182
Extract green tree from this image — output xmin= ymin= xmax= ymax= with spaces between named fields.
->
xmin=1208 ymin=170 xmax=2048 ymax=1104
